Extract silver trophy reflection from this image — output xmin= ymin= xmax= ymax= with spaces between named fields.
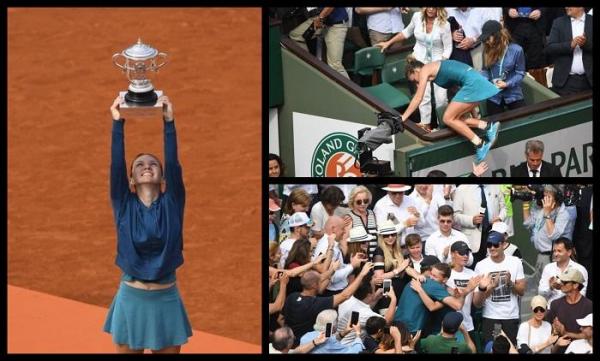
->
xmin=113 ymin=38 xmax=167 ymax=116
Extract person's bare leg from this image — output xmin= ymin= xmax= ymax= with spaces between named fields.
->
xmin=151 ymin=345 xmax=181 ymax=354
xmin=443 ymin=102 xmax=480 ymax=140
xmin=116 ymin=344 xmax=144 ymax=353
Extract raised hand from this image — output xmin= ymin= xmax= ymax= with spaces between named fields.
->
xmin=110 ymin=95 xmax=123 ymax=121
xmin=158 ymin=95 xmax=174 ymax=121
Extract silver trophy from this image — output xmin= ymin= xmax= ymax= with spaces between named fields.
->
xmin=113 ymin=38 xmax=167 ymax=116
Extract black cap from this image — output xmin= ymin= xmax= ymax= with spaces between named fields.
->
xmin=420 ymin=255 xmax=441 ymax=269
xmin=450 ymin=241 xmax=471 ymax=254
xmin=479 ymin=20 xmax=502 ymax=42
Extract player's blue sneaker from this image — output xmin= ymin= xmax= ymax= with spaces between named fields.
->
xmin=474 ymin=140 xmax=493 ymax=164
xmin=485 ymin=121 xmax=499 ymax=144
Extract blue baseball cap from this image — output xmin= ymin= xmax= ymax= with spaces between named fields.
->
xmin=487 ymin=231 xmax=504 ymax=245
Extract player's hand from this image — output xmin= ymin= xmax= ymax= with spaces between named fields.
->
xmin=158 ymin=95 xmax=174 ymax=122
xmin=111 ymin=95 xmax=123 ymax=121
xmin=529 ymin=9 xmax=541 ymax=20
xmin=508 ymin=8 xmax=519 ymax=18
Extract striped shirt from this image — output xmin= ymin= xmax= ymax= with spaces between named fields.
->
xmin=347 ymin=210 xmax=378 ymax=260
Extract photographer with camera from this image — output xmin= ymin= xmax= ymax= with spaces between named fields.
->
xmin=522 ymin=185 xmax=575 ymax=287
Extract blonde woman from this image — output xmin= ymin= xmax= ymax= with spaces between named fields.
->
xmin=480 ymin=20 xmax=526 ymax=115
xmin=343 ymin=186 xmax=378 ymax=260
xmin=376 ymin=7 xmax=452 ymax=132
xmin=373 ymin=220 xmax=424 ymax=311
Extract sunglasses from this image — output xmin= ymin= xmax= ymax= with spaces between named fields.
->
xmin=486 ymin=242 xmax=501 ymax=249
xmin=382 ymin=234 xmax=396 ymax=238
xmin=455 ymin=250 xmax=470 ymax=256
xmin=355 ymin=199 xmax=370 ymax=206
xmin=439 ymin=220 xmax=453 ymax=224
xmin=533 ymin=307 xmax=546 ymax=314
xmin=390 ymin=192 xmax=403 ymax=196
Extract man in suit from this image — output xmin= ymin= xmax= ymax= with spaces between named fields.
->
xmin=510 ymin=139 xmax=563 ymax=177
xmin=544 ymin=7 xmax=592 ymax=96
xmin=453 ymin=184 xmax=507 ymax=267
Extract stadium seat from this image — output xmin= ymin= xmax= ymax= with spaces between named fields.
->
xmin=348 ymin=46 xmax=385 ymax=85
xmin=363 ymin=60 xmax=411 ymax=109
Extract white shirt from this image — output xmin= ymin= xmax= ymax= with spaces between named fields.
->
xmin=425 ymin=229 xmax=473 ymax=266
xmin=565 ymin=338 xmax=593 ymax=354
xmin=366 ymin=7 xmax=405 ymax=34
xmin=570 ymin=13 xmax=586 ymax=75
xmin=310 ymin=202 xmax=346 ymax=232
xmin=463 ymin=7 xmax=502 ymax=40
xmin=516 ymin=321 xmax=553 ymax=353
xmin=337 ymin=296 xmax=383 ymax=345
xmin=402 ymin=12 xmax=452 ymax=63
xmin=279 ymin=237 xmax=297 ymax=269
xmin=410 ymin=255 xmax=424 ymax=273
xmin=312 ymin=234 xmax=353 ymax=291
xmin=407 ymin=191 xmax=448 ymax=242
xmin=589 ymin=9 xmax=593 ymax=15
xmin=527 ymin=163 xmax=542 ymax=177
xmin=445 ymin=7 xmax=471 ymax=28
xmin=373 ymin=194 xmax=424 ymax=246
xmin=474 ymin=255 xmax=525 ymax=319
xmin=538 ymin=260 xmax=588 ymax=307
xmin=446 ymin=267 xmax=477 ymax=331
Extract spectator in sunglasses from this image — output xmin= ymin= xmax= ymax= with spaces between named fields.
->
xmin=425 ymin=205 xmax=473 ymax=266
xmin=374 ymin=184 xmax=424 ymax=247
xmin=516 ymin=295 xmax=555 ymax=353
xmin=344 ymin=186 xmax=378 ymax=260
xmin=473 ymin=231 xmax=526 ymax=346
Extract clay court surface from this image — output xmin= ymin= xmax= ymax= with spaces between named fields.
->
xmin=8 ymin=8 xmax=261 ymax=352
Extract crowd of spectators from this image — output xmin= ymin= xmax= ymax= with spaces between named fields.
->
xmin=269 ymin=183 xmax=593 ymax=353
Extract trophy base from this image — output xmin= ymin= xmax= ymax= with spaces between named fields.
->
xmin=125 ymin=90 xmax=158 ymax=105
xmin=118 ymin=90 xmax=163 ymax=118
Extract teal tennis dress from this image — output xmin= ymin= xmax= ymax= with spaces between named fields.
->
xmin=433 ymin=60 xmax=500 ymax=103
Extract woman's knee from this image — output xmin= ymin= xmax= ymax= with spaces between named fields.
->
xmin=151 ymin=345 xmax=181 ymax=354
xmin=116 ymin=344 xmax=144 ymax=353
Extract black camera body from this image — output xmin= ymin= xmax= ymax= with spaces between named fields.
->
xmin=510 ymin=184 xmax=545 ymax=205
xmin=356 ymin=112 xmax=403 ymax=176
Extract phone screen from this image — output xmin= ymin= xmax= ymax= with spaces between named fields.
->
xmin=351 ymin=311 xmax=359 ymax=326
xmin=493 ymin=323 xmax=502 ymax=338
xmin=383 ymin=279 xmax=391 ymax=293
xmin=325 ymin=323 xmax=332 ymax=337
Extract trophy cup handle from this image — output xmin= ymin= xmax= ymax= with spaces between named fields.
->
xmin=155 ymin=52 xmax=168 ymax=70
xmin=112 ymin=53 xmax=126 ymax=70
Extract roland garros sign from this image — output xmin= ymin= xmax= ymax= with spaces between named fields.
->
xmin=292 ymin=112 xmax=395 ymax=177
xmin=310 ymin=132 xmax=361 ymax=177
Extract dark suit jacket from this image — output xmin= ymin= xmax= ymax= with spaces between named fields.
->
xmin=544 ymin=14 xmax=593 ymax=88
xmin=510 ymin=160 xmax=562 ymax=177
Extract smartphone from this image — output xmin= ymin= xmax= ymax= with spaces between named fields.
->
xmin=325 ymin=323 xmax=333 ymax=338
xmin=493 ymin=323 xmax=502 ymax=338
xmin=383 ymin=279 xmax=392 ymax=294
xmin=374 ymin=262 xmax=385 ymax=271
xmin=351 ymin=311 xmax=360 ymax=326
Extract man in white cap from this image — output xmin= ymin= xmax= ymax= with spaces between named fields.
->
xmin=545 ymin=267 xmax=592 ymax=350
xmin=488 ymin=221 xmax=522 ymax=259
xmin=538 ymin=237 xmax=588 ymax=308
xmin=373 ymin=184 xmax=423 ymax=247
xmin=564 ymin=313 xmax=593 ymax=354
xmin=279 ymin=212 xmax=313 ymax=268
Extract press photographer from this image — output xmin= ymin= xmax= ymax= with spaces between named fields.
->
xmin=522 ymin=185 xmax=575 ymax=287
